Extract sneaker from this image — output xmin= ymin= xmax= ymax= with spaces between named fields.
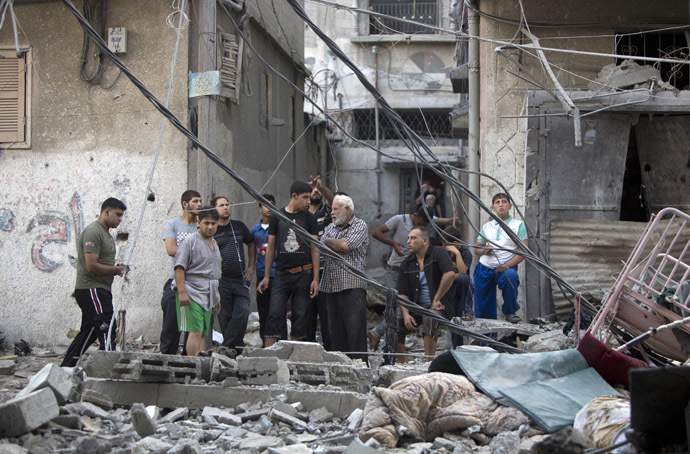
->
xmin=506 ymin=314 xmax=521 ymax=323
xmin=369 ymin=329 xmax=380 ymax=351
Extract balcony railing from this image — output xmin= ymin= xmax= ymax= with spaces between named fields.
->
xmin=369 ymin=1 xmax=438 ymax=35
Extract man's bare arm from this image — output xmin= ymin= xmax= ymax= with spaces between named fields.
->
xmin=164 ymin=238 xmax=178 ymax=257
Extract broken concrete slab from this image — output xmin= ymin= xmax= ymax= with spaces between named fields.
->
xmin=236 ymin=407 xmax=270 ymax=422
xmin=84 ymin=379 xmax=368 ymax=417
xmin=238 ymin=434 xmax=283 ymax=451
xmin=0 ymin=359 xmax=16 ymax=375
xmin=268 ymin=443 xmax=311 ymax=454
xmin=272 ymin=401 xmax=299 ymax=417
xmin=137 ymin=436 xmax=173 ymax=453
xmin=81 ymin=388 xmax=113 ymax=410
xmin=209 ymin=352 xmax=237 ymax=383
xmin=243 ymin=340 xmax=355 ymax=364
xmin=51 ymin=414 xmax=83 ymax=430
xmin=523 ymin=330 xmax=573 ymax=353
xmin=81 ymin=351 xmax=211 ymax=384
xmin=15 ymin=363 xmax=76 ymax=405
xmin=347 ymin=408 xmax=363 ymax=431
xmin=130 ymin=403 xmax=156 ymax=437
xmin=309 ymin=406 xmax=333 ymax=424
xmin=201 ymin=407 xmax=241 ymax=426
xmin=167 ymin=439 xmax=203 ymax=454
xmin=288 ymin=362 xmax=373 ymax=393
xmin=0 ymin=388 xmax=59 ymax=437
xmin=270 ymin=408 xmax=308 ymax=428
xmin=378 ymin=365 xmax=427 ymax=388
xmin=75 ymin=436 xmax=111 ymax=454
xmin=237 ymin=356 xmax=290 ymax=385
xmin=64 ymin=401 xmax=112 ymax=420
xmin=160 ymin=407 xmax=189 ymax=423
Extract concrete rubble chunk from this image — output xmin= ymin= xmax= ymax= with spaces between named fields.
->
xmin=489 ymin=430 xmax=521 ymax=454
xmin=15 ymin=363 xmax=75 ymax=405
xmin=75 ymin=436 xmax=112 ymax=454
xmin=137 ymin=436 xmax=173 ymax=453
xmin=236 ymin=407 xmax=270 ymax=422
xmin=322 ymin=351 xmax=354 ymax=364
xmin=51 ymin=414 xmax=83 ymax=430
xmin=272 ymin=401 xmax=299 ymax=417
xmin=523 ymin=330 xmax=573 ymax=353
xmin=268 ymin=443 xmax=312 ymax=454
xmin=64 ymin=401 xmax=112 ymax=420
xmin=484 ymin=406 xmax=530 ymax=436
xmin=308 ymin=406 xmax=333 ymax=424
xmin=130 ymin=403 xmax=157 ymax=437
xmin=201 ymin=406 xmax=241 ymax=426
xmin=0 ymin=444 xmax=29 ymax=454
xmin=378 ymin=365 xmax=426 ymax=388
xmin=243 ymin=341 xmax=295 ymax=360
xmin=167 ymin=439 xmax=202 ymax=454
xmin=238 ymin=434 xmax=284 ymax=451
xmin=81 ymin=388 xmax=113 ymax=410
xmin=283 ymin=341 xmax=325 ymax=362
xmin=432 ymin=437 xmax=455 ymax=450
xmin=270 ymin=408 xmax=308 ymax=428
xmin=347 ymin=408 xmax=363 ymax=431
xmin=237 ymin=357 xmax=290 ymax=385
xmin=160 ymin=407 xmax=189 ymax=423
xmin=0 ymin=359 xmax=16 ymax=375
xmin=0 ymin=388 xmax=59 ymax=438
xmin=346 ymin=438 xmax=381 ymax=453
xmin=209 ymin=352 xmax=237 ymax=383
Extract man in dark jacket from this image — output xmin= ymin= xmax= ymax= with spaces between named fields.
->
xmin=397 ymin=226 xmax=456 ymax=363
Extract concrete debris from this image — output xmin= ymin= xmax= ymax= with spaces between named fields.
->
xmin=81 ymin=351 xmax=210 ymax=384
xmin=15 ymin=363 xmax=77 ymax=405
xmin=161 ymin=407 xmax=189 ymax=424
xmin=590 ymin=59 xmax=674 ymax=91
xmin=75 ymin=436 xmax=112 ymax=454
xmin=269 ymin=443 xmax=312 ymax=453
xmin=81 ymin=388 xmax=113 ymax=410
xmin=523 ymin=330 xmax=574 ymax=353
xmin=64 ymin=401 xmax=112 ymax=420
xmin=378 ymin=364 xmax=427 ymax=387
xmin=309 ymin=406 xmax=333 ymax=424
xmin=51 ymin=414 xmax=83 ymax=430
xmin=270 ymin=408 xmax=308 ymax=428
xmin=489 ymin=430 xmax=521 ymax=454
xmin=0 ymin=359 xmax=16 ymax=375
xmin=146 ymin=405 xmax=160 ymax=420
xmin=0 ymin=388 xmax=59 ymax=438
xmin=202 ymin=406 xmax=242 ymax=426
xmin=130 ymin=402 xmax=157 ymax=437
xmin=484 ymin=406 xmax=530 ymax=436
xmin=347 ymin=408 xmax=364 ymax=431
xmin=237 ymin=356 xmax=291 ymax=385
xmin=136 ymin=436 xmax=172 ymax=453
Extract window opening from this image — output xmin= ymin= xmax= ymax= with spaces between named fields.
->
xmin=368 ymin=0 xmax=438 ymax=35
xmin=615 ymin=31 xmax=689 ymax=90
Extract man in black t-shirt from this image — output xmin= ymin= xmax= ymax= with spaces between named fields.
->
xmin=258 ymin=181 xmax=320 ymax=347
xmin=212 ymin=196 xmax=256 ymax=350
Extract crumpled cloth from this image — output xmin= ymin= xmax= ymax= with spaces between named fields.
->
xmin=359 ymin=372 xmax=498 ymax=448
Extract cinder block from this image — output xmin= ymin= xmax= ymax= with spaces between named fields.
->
xmin=283 ymin=341 xmax=325 ymax=363
xmin=16 ymin=363 xmax=75 ymax=405
xmin=378 ymin=365 xmax=426 ymax=388
xmin=0 ymin=388 xmax=59 ymax=437
xmin=82 ymin=351 xmax=211 ymax=384
xmin=237 ymin=357 xmax=289 ymax=385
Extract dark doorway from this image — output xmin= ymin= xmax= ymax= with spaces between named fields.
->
xmin=620 ymin=127 xmax=649 ymax=222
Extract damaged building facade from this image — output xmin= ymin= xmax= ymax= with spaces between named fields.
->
xmin=0 ymin=0 xmax=317 ymax=345
xmin=452 ymin=0 xmax=690 ymax=319
xmin=303 ymin=0 xmax=465 ymax=275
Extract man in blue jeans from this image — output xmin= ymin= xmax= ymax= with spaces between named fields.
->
xmin=258 ymin=181 xmax=320 ymax=347
xmin=474 ymin=193 xmax=528 ymax=323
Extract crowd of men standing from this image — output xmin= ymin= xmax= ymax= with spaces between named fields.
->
xmin=61 ymin=180 xmax=528 ymax=367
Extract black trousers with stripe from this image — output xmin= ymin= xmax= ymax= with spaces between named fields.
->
xmin=60 ymin=288 xmax=117 ymax=367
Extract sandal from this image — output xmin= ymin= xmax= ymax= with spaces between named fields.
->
xmin=506 ymin=314 xmax=521 ymax=323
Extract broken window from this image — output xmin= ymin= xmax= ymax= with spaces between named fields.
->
xmin=352 ymin=108 xmax=453 ymax=146
xmin=368 ymin=0 xmax=439 ymax=35
xmin=615 ymin=31 xmax=689 ymax=90
xmin=0 ymin=49 xmax=30 ymax=147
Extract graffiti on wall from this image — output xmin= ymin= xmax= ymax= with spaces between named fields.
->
xmin=26 ymin=192 xmax=84 ymax=272
xmin=0 ymin=208 xmax=14 ymax=232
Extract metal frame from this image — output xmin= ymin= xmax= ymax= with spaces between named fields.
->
xmin=589 ymin=208 xmax=690 ymax=362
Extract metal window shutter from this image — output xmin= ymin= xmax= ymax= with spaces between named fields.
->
xmin=0 ymin=57 xmax=25 ymax=143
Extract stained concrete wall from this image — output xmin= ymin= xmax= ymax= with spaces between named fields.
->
xmin=0 ymin=0 xmax=190 ymax=346
xmin=476 ymin=0 xmax=689 ymax=312
xmin=304 ymin=0 xmax=461 ymax=275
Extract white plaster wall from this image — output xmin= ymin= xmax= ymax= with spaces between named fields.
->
xmin=0 ymin=1 xmax=189 ymax=346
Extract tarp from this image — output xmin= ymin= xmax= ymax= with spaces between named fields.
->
xmin=450 ymin=349 xmax=620 ymax=432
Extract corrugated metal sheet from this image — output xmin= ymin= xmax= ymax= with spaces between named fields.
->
xmin=550 ymin=219 xmax=652 ymax=319
xmin=550 ymin=218 xmax=690 ymax=319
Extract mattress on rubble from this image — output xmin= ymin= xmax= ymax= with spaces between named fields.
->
xmin=451 ymin=349 xmax=621 ymax=432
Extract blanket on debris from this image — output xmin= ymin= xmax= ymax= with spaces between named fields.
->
xmin=358 ymin=372 xmax=499 ymax=448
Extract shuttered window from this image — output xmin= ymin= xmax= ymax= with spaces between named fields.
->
xmin=0 ymin=53 xmax=27 ymax=144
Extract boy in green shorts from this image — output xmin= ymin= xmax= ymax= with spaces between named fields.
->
xmin=173 ymin=206 xmax=222 ymax=356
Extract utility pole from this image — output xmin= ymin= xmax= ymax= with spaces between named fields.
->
xmin=468 ymin=1 xmax=480 ymax=238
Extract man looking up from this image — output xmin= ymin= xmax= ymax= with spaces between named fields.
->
xmin=212 ymin=196 xmax=256 ymax=352
xmin=258 ymin=181 xmax=320 ymax=347
xmin=173 ymin=207 xmax=222 ymax=357
xmin=251 ymin=194 xmax=284 ymax=342
xmin=61 ymin=197 xmax=127 ymax=367
xmin=159 ymin=190 xmax=202 ymax=355
xmin=474 ymin=193 xmax=528 ymax=323
xmin=320 ymin=195 xmax=369 ymax=362
xmin=307 ymin=175 xmax=334 ymax=349
xmin=397 ymin=227 xmax=455 ymax=363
